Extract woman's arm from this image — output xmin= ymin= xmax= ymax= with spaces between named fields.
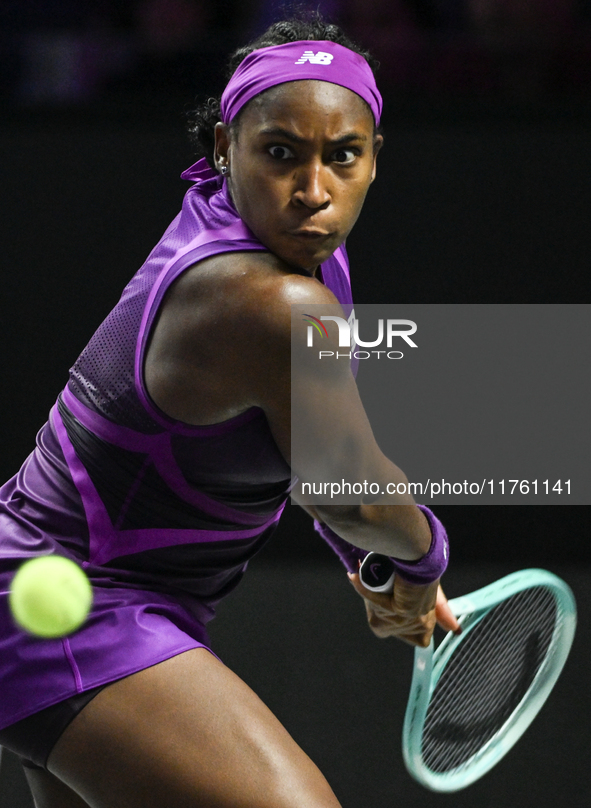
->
xmin=146 ymin=251 xmax=432 ymax=560
xmin=290 ymin=487 xmax=460 ymax=644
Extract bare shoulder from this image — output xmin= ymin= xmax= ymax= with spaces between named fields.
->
xmin=145 ymin=250 xmax=341 ymax=425
xmin=167 ymin=250 xmax=339 ymax=337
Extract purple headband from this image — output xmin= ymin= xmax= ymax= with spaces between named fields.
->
xmin=220 ymin=40 xmax=382 ymax=126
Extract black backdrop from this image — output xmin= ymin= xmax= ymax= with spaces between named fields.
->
xmin=1 ymin=102 xmax=590 ymax=565
xmin=1 ymin=83 xmax=590 ymax=808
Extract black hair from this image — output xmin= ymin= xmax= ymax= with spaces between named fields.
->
xmin=186 ymin=9 xmax=381 ymax=169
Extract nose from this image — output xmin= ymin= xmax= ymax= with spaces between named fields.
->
xmin=292 ymin=160 xmax=331 ymax=210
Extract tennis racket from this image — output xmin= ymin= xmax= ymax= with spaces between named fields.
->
xmin=358 ymin=554 xmax=576 ymax=792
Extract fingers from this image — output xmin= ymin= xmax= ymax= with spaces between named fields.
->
xmin=346 ymin=572 xmax=394 ymax=609
xmin=391 ymin=577 xmax=438 ymax=647
xmin=435 ymin=586 xmax=462 ymax=635
xmin=347 ymin=572 xmax=462 ymax=646
xmin=348 ymin=571 xmax=438 ymax=647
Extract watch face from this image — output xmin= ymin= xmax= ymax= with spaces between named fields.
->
xmin=360 ymin=553 xmax=396 ymax=591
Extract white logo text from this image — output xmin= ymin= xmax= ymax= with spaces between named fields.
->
xmin=295 ymin=51 xmax=334 ymax=65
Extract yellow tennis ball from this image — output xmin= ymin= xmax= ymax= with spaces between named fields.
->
xmin=9 ymin=556 xmax=93 ymax=638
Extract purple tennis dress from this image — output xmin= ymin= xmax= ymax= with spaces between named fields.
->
xmin=0 ymin=158 xmax=355 ymax=730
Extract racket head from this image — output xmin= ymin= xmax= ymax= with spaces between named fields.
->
xmin=403 ymin=568 xmax=576 ymax=792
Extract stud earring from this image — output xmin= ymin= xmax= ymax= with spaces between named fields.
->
xmin=220 ymin=164 xmax=229 ymax=175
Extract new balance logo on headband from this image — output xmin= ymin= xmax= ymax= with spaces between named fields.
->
xmin=295 ymin=51 xmax=334 ymax=65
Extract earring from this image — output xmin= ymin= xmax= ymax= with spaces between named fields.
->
xmin=220 ymin=164 xmax=229 ymax=175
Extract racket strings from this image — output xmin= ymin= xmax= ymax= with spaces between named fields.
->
xmin=421 ymin=586 xmax=558 ymax=773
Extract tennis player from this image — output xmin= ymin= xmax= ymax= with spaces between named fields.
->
xmin=0 ymin=13 xmax=459 ymax=808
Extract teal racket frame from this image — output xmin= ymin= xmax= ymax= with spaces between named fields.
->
xmin=403 ymin=568 xmax=577 ymax=792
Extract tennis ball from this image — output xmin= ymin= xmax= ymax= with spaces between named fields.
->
xmin=9 ymin=556 xmax=93 ymax=638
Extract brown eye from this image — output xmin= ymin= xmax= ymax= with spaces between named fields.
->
xmin=268 ymin=146 xmax=294 ymax=160
xmin=333 ymin=148 xmax=357 ymax=165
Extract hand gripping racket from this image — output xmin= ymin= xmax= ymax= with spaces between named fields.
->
xmin=359 ymin=553 xmax=577 ymax=792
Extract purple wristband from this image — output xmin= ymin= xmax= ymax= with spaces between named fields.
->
xmin=387 ymin=505 xmax=449 ymax=585
xmin=314 ymin=504 xmax=449 ymax=584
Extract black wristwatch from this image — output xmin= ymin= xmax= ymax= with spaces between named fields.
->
xmin=359 ymin=553 xmax=396 ymax=593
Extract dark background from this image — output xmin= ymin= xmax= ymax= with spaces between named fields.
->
xmin=1 ymin=0 xmax=590 ymax=804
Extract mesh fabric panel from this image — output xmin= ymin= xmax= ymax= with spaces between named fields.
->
xmin=69 ymin=269 xmax=162 ymax=433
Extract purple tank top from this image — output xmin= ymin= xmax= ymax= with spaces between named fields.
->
xmin=0 ymin=158 xmax=354 ymax=612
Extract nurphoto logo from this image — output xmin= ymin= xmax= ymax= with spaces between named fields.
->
xmin=302 ymin=314 xmax=418 ymax=359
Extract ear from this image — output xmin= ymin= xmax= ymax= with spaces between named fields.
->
xmin=370 ymin=134 xmax=384 ymax=184
xmin=214 ymin=122 xmax=231 ymax=170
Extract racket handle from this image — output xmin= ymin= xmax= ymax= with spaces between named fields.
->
xmin=359 ymin=553 xmax=396 ymax=593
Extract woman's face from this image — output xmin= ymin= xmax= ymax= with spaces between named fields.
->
xmin=214 ymin=80 xmax=383 ymax=274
